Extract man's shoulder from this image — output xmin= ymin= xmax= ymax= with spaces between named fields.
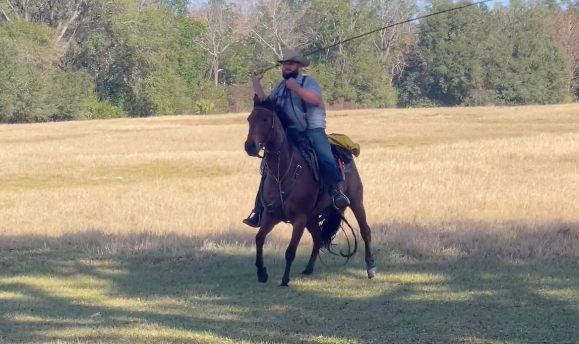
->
xmin=300 ymin=74 xmax=322 ymax=96
xmin=300 ymin=74 xmax=318 ymax=84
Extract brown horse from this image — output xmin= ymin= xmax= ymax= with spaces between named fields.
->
xmin=243 ymin=96 xmax=376 ymax=287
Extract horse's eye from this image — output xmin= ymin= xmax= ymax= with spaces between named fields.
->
xmin=262 ymin=118 xmax=268 ymax=123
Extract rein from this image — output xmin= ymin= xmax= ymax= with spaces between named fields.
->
xmin=253 ymin=107 xmax=302 ymax=214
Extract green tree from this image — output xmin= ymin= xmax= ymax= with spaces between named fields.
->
xmin=484 ymin=1 xmax=569 ymax=104
xmin=417 ymin=0 xmax=490 ymax=106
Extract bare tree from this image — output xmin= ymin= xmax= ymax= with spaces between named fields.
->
xmin=190 ymin=0 xmax=245 ymax=84
xmin=245 ymin=0 xmax=309 ymax=62
xmin=0 ymin=7 xmax=11 ymax=22
xmin=298 ymin=0 xmax=369 ymax=72
xmin=554 ymin=7 xmax=579 ymax=95
xmin=370 ymin=0 xmax=418 ymax=85
xmin=2 ymin=0 xmax=92 ymax=48
xmin=53 ymin=0 xmax=87 ymax=43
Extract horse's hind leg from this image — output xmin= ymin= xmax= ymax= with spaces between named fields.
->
xmin=343 ymin=161 xmax=377 ymax=278
xmin=281 ymin=215 xmax=307 ymax=287
xmin=302 ymin=219 xmax=322 ymax=275
xmin=349 ymin=194 xmax=377 ymax=279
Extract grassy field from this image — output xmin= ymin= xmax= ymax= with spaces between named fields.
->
xmin=1 ymin=104 xmax=578 ymax=343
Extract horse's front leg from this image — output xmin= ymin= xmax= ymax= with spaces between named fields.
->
xmin=280 ymin=215 xmax=307 ymax=287
xmin=255 ymin=213 xmax=277 ymax=283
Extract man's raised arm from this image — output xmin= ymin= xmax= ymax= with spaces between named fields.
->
xmin=252 ymin=71 xmax=267 ymax=100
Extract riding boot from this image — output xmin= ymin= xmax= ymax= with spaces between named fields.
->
xmin=331 ymin=181 xmax=350 ymax=210
xmin=242 ymin=172 xmax=266 ymax=228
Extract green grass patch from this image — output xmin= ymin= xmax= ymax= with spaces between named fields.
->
xmin=0 ymin=174 xmax=123 ymax=191
xmin=93 ymin=161 xmax=230 ymax=180
xmin=0 ymin=161 xmax=230 ymax=192
xmin=170 ymin=116 xmax=248 ymax=127
xmin=0 ymin=133 xmax=87 ymax=144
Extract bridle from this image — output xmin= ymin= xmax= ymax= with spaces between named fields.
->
xmin=250 ymin=106 xmax=299 ymax=209
xmin=253 ymin=106 xmax=288 ymax=158
xmin=254 ymin=107 xmax=278 ymax=158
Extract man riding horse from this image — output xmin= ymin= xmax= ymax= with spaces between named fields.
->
xmin=243 ymin=49 xmax=350 ymax=228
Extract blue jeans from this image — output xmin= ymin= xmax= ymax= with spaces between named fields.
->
xmin=305 ymin=128 xmax=343 ymax=185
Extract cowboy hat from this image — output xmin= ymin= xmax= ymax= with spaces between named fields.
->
xmin=276 ymin=48 xmax=310 ymax=67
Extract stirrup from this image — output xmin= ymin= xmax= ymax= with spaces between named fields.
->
xmin=242 ymin=211 xmax=261 ymax=227
xmin=332 ymin=190 xmax=350 ymax=209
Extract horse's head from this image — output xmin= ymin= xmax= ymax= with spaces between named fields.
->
xmin=244 ymin=95 xmax=280 ymax=157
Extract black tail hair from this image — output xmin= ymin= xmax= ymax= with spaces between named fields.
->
xmin=320 ymin=207 xmax=343 ymax=245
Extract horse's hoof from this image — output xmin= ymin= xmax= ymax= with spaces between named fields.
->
xmin=301 ymin=267 xmax=314 ymax=275
xmin=367 ymin=267 xmax=377 ymax=279
xmin=257 ymin=268 xmax=268 ymax=283
xmin=258 ymin=272 xmax=268 ymax=283
xmin=278 ymin=284 xmax=289 ymax=289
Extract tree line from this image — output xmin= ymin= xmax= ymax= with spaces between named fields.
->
xmin=0 ymin=0 xmax=577 ymax=123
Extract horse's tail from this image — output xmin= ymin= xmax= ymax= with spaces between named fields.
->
xmin=320 ymin=207 xmax=343 ymax=245
xmin=319 ymin=207 xmax=358 ymax=260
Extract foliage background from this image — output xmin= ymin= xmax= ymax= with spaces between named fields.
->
xmin=0 ymin=0 xmax=577 ymax=122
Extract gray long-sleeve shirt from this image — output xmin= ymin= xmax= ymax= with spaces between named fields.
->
xmin=258 ymin=73 xmax=326 ymax=131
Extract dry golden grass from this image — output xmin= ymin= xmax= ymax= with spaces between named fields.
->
xmin=1 ymin=103 xmax=579 ymax=257
xmin=2 ymin=104 xmax=579 ymax=344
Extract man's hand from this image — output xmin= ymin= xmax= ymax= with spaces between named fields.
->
xmin=285 ymin=78 xmax=300 ymax=92
xmin=286 ymin=77 xmax=321 ymax=107
xmin=251 ymin=70 xmax=265 ymax=82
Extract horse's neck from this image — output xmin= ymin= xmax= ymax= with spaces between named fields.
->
xmin=264 ymin=129 xmax=295 ymax=179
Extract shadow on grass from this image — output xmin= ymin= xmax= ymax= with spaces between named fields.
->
xmin=0 ymin=224 xmax=578 ymax=344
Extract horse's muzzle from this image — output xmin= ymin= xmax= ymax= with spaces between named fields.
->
xmin=244 ymin=140 xmax=260 ymax=157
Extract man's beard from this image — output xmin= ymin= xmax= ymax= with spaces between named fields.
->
xmin=283 ymin=70 xmax=299 ymax=80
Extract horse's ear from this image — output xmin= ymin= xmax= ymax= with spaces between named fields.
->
xmin=253 ymin=94 xmax=276 ymax=112
xmin=253 ymin=94 xmax=262 ymax=107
